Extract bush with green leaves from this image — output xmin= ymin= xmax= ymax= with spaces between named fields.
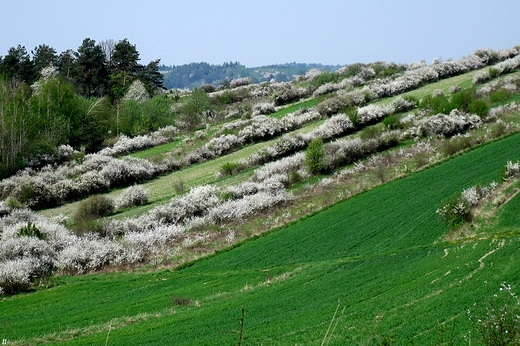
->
xmin=220 ymin=162 xmax=244 ymax=176
xmin=75 ymin=195 xmax=114 ymax=223
xmin=305 ymin=138 xmax=325 ymax=175
xmin=489 ymin=88 xmax=512 ymax=103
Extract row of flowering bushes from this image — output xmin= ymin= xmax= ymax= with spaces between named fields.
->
xmin=0 ymin=154 xmax=179 ymax=209
xmin=364 ymin=47 xmax=520 ymax=99
xmin=244 ymin=96 xmax=416 ymax=166
xmin=473 ymin=55 xmax=520 ymax=84
xmin=0 ymin=175 xmax=294 ymax=293
xmin=98 ymin=125 xmax=179 ymax=157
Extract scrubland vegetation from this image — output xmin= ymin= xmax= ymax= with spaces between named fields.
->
xmin=2 ymin=43 xmax=520 ymax=344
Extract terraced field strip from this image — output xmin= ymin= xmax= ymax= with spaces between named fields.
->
xmin=38 ymin=120 xmax=325 ymax=219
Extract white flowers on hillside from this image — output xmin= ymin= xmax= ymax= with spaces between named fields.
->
xmin=406 ymin=110 xmax=482 ymax=138
xmin=115 ymin=185 xmax=149 ymax=210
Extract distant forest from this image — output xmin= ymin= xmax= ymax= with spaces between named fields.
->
xmin=160 ymin=61 xmax=341 ymax=89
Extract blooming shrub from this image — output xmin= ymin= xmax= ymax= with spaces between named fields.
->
xmin=502 ymin=161 xmax=519 ymax=181
xmin=325 ymin=137 xmax=377 ymax=170
xmin=56 ymin=235 xmax=125 ymax=274
xmin=123 ymin=80 xmax=150 ymax=103
xmin=271 ymin=82 xmax=309 ymax=106
xmin=405 ymin=110 xmax=482 ymax=138
xmin=0 ymin=231 xmax=56 ymax=294
xmin=437 ymin=181 xmax=497 ymax=228
xmin=312 ymin=77 xmax=353 ymax=97
xmin=115 ymin=185 xmax=149 ymax=210
xmin=206 ymin=134 xmax=243 ymax=156
xmin=98 ymin=125 xmax=178 ymax=157
xmin=279 ymin=109 xmax=321 ymax=131
xmin=208 ymin=189 xmax=294 ymax=223
xmin=252 ymin=102 xmax=276 ymax=116
xmin=309 ymin=114 xmax=355 ymax=140
xmin=238 ymin=115 xmax=282 ymax=142
xmin=316 ymin=96 xmax=354 ymax=117
xmin=229 ymin=77 xmax=252 ymax=89
xmin=0 ymin=258 xmax=35 ymax=294
xmin=252 ymin=153 xmax=306 ymax=182
xmin=473 ymin=70 xmax=491 ymax=84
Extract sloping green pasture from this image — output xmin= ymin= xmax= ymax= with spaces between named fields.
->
xmin=2 ymin=133 xmax=520 ymax=345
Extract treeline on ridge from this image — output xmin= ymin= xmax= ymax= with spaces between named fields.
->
xmin=0 ymin=38 xmax=166 ymax=178
xmin=160 ymin=61 xmax=342 ymax=90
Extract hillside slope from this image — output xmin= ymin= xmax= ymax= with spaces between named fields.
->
xmin=2 ymin=133 xmax=519 ymax=345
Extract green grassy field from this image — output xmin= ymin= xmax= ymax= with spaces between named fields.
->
xmin=3 ymin=133 xmax=520 ymax=345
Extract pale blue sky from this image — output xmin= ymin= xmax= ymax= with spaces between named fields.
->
xmin=2 ymin=0 xmax=519 ymax=67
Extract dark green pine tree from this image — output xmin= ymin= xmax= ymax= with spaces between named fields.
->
xmin=75 ymin=38 xmax=108 ymax=97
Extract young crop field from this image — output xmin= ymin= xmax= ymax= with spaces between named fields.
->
xmin=2 ymin=133 xmax=520 ymax=345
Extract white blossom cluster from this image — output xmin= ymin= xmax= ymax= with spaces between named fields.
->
xmin=244 ymin=113 xmax=356 ymax=166
xmin=245 ymin=134 xmax=309 ymax=166
xmin=312 ymin=78 xmax=352 ymax=97
xmin=56 ymin=144 xmax=81 ymax=161
xmin=238 ymin=115 xmax=283 ymax=141
xmin=405 ymin=110 xmax=482 ymax=138
xmin=486 ymin=102 xmax=520 ymax=120
xmin=309 ymin=114 xmax=355 ymax=139
xmin=98 ymin=125 xmax=179 ymax=157
xmin=362 ymin=51 xmax=516 ymax=99
xmin=30 ymin=65 xmax=58 ymax=95
xmin=279 ymin=109 xmax=322 ymax=130
xmin=271 ymin=82 xmax=310 ymax=105
xmin=252 ymin=153 xmax=306 ymax=182
xmin=313 ymin=66 xmax=376 ymax=97
xmin=302 ymin=68 xmax=323 ymax=81
xmin=209 ymin=189 xmax=293 ymax=223
xmin=473 ymin=55 xmax=520 ymax=84
xmin=503 ymin=161 xmax=519 ymax=181
xmin=477 ymin=76 xmax=520 ymax=98
xmin=493 ymin=55 xmax=520 ymax=75
xmin=205 ymin=134 xmax=243 ymax=156
xmin=122 ymin=80 xmax=150 ymax=104
xmin=209 ymin=108 xmax=320 ymax=151
xmin=252 ymin=102 xmax=276 ymax=116
xmin=114 ymin=185 xmax=149 ymax=210
xmin=356 ymin=96 xmax=416 ymax=125
xmin=0 ymin=154 xmax=172 ymax=208
xmin=325 ymin=133 xmax=400 ymax=170
xmin=215 ymin=119 xmax=251 ymax=135
xmin=316 ymin=95 xmax=356 ymax=117
xmin=229 ymin=77 xmax=253 ymax=89
xmin=436 ymin=181 xmax=498 ymax=223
